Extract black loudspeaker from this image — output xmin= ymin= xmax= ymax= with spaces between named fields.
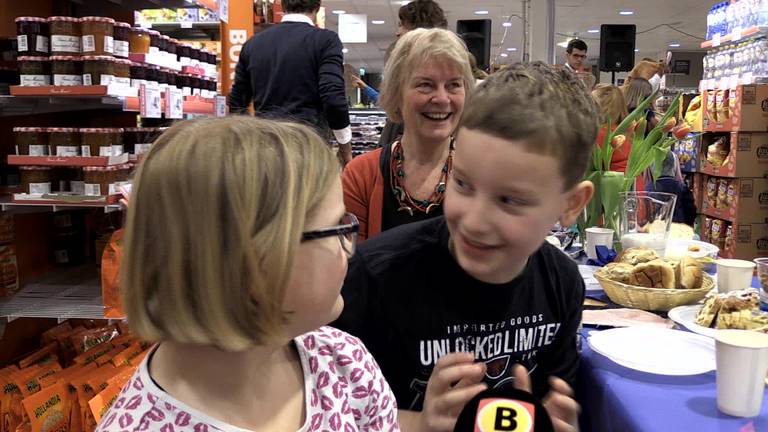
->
xmin=599 ymin=24 xmax=636 ymax=72
xmin=457 ymin=19 xmax=491 ymax=71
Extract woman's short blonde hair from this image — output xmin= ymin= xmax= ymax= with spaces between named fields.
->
xmin=122 ymin=116 xmax=339 ymax=351
xmin=592 ymin=83 xmax=628 ymax=126
xmin=379 ymin=28 xmax=475 ymax=123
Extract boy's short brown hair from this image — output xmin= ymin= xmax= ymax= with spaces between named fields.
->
xmin=398 ymin=0 xmax=448 ymax=30
xmin=459 ymin=61 xmax=599 ymax=189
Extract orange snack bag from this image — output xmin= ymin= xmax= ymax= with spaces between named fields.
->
xmin=70 ymin=326 xmax=118 ymax=355
xmin=101 ymin=229 xmax=126 ymax=318
xmin=20 ymin=383 xmax=70 ymax=432
xmin=39 ymin=323 xmax=71 ymax=347
xmin=18 ymin=345 xmax=59 ymax=371
xmin=94 ymin=347 xmax=124 ymax=367
xmin=127 ymin=349 xmax=150 ymax=367
xmin=72 ymin=341 xmax=115 ymax=366
xmin=88 ymin=368 xmax=133 ymax=423
xmin=1 ymin=368 xmax=24 ymax=432
xmin=116 ymin=321 xmax=130 ymax=336
xmin=108 ymin=334 xmax=135 ymax=350
xmin=111 ymin=341 xmax=151 ymax=367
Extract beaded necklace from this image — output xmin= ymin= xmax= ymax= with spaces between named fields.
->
xmin=389 ymin=139 xmax=453 ymax=216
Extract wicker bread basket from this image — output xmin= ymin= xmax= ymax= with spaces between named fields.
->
xmin=594 ymin=269 xmax=714 ymax=312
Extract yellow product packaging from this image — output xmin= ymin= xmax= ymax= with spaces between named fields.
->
xmin=717 ymin=179 xmax=729 ymax=209
xmin=20 ymin=383 xmax=70 ymax=432
xmin=706 ymin=177 xmax=719 ymax=207
xmin=726 ymin=181 xmax=737 ymax=207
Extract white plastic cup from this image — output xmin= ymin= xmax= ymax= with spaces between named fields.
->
xmin=585 ymin=227 xmax=614 ymax=260
xmin=715 ymin=330 xmax=768 ymax=417
xmin=716 ymin=259 xmax=757 ymax=293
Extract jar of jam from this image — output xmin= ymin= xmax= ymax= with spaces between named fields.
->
xmin=113 ymin=22 xmax=130 ymax=58
xmin=15 ymin=17 xmax=49 ymax=56
xmin=81 ymin=17 xmax=115 ymax=55
xmin=122 ymin=127 xmax=147 ymax=154
xmin=51 ymin=56 xmax=83 ymax=86
xmin=107 ymin=128 xmax=124 ymax=155
xmin=83 ymin=166 xmax=109 ymax=196
xmin=18 ymin=56 xmax=51 ymax=86
xmin=14 ymin=127 xmax=48 ymax=156
xmin=19 ymin=166 xmax=52 ymax=195
xmin=178 ymin=44 xmax=191 ymax=66
xmin=70 ymin=169 xmax=84 ymax=195
xmin=166 ymin=69 xmax=177 ymax=89
xmin=129 ymin=62 xmax=146 ymax=88
xmin=156 ymin=67 xmax=169 ymax=90
xmin=129 ymin=27 xmax=151 ymax=54
xmin=48 ymin=127 xmax=80 ymax=156
xmin=112 ymin=164 xmax=132 ymax=193
xmin=145 ymin=65 xmax=159 ymax=87
xmin=168 ymin=38 xmax=179 ymax=58
xmin=178 ymin=73 xmax=192 ymax=96
xmin=82 ymin=55 xmax=114 ymax=85
xmin=159 ymin=35 xmax=171 ymax=55
xmin=80 ymin=128 xmax=121 ymax=157
xmin=148 ymin=30 xmax=161 ymax=55
xmin=189 ymin=47 xmax=200 ymax=66
xmin=48 ymin=17 xmax=81 ymax=55
xmin=113 ymin=59 xmax=131 ymax=86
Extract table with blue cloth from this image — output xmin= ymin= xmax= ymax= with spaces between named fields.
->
xmin=576 ymin=275 xmax=767 ymax=432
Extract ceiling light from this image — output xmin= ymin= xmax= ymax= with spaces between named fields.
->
xmin=587 ymin=29 xmax=599 ymax=33
xmin=557 ymin=38 xmax=574 ymax=48
xmin=500 ymin=53 xmax=509 ymax=57
xmin=399 ymin=1 xmax=411 ymax=5
xmin=371 ymin=20 xmax=385 ymax=25
xmin=342 ymin=48 xmax=349 ymax=53
xmin=502 ymin=22 xmax=512 ymax=27
xmin=332 ymin=10 xmax=346 ymax=15
xmin=506 ymin=47 xmax=517 ymax=52
xmin=475 ymin=10 xmax=489 ymax=15
xmin=635 ymin=49 xmax=639 ymax=52
xmin=669 ymin=43 xmax=680 ymax=47
xmin=619 ymin=10 xmax=634 ymax=15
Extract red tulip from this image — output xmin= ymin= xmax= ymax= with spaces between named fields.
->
xmin=672 ymin=122 xmax=692 ymax=140
xmin=661 ymin=117 xmax=677 ymax=133
xmin=611 ymin=134 xmax=626 ymax=149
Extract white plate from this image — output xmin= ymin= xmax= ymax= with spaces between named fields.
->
xmin=578 ymin=265 xmax=603 ymax=292
xmin=668 ymin=304 xmax=718 ymax=338
xmin=588 ymin=327 xmax=716 ymax=375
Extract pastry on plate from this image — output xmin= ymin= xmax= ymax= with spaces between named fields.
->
xmin=629 ymin=259 xmax=676 ymax=289
xmin=617 ymin=247 xmax=659 ymax=266
xmin=601 ymin=262 xmax=634 ymax=284
xmin=676 ymin=256 xmax=703 ymax=290
xmin=695 ymin=288 xmax=760 ymax=329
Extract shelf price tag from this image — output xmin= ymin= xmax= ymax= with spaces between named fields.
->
xmin=215 ymin=95 xmax=227 ymax=117
xmin=712 ymin=33 xmax=721 ymax=47
xmin=139 ymin=84 xmax=162 ymax=118
xmin=732 ymin=27 xmax=743 ymax=41
xmin=165 ymin=87 xmax=184 ymax=119
xmin=219 ymin=0 xmax=229 ymax=23
xmin=742 ymin=72 xmax=754 ymax=85
xmin=181 ymin=22 xmax=193 ymax=29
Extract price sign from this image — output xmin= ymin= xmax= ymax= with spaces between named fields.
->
xmin=215 ymin=95 xmax=227 ymax=117
xmin=139 ymin=84 xmax=162 ymax=118
xmin=219 ymin=0 xmax=229 ymax=23
xmin=181 ymin=22 xmax=193 ymax=29
xmin=712 ymin=33 xmax=721 ymax=47
xmin=732 ymin=26 xmax=743 ymax=41
xmin=165 ymin=87 xmax=184 ymax=119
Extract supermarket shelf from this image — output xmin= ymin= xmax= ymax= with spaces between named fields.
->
xmin=701 ymin=205 xmax=736 ymax=223
xmin=0 ymin=94 xmax=124 ymax=117
xmin=1 ymin=198 xmax=123 ymax=214
xmin=8 ymin=154 xmax=129 ymax=167
xmin=701 ymin=26 xmax=768 ymax=48
xmin=123 ymin=95 xmax=216 ymax=115
xmin=143 ymin=22 xmax=220 ymax=31
xmin=0 ymin=266 xmax=108 ymax=322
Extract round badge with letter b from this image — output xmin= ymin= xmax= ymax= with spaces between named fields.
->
xmin=454 ymin=388 xmax=553 ymax=432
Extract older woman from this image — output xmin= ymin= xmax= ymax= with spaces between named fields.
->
xmin=342 ymin=28 xmax=474 ymax=241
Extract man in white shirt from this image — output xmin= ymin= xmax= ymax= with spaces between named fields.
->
xmin=564 ymin=39 xmax=588 ymax=73
xmin=229 ymin=0 xmax=353 ymax=164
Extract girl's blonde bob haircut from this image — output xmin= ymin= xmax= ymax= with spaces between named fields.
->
xmin=592 ymin=83 xmax=628 ymax=126
xmin=379 ymin=27 xmax=475 ymax=123
xmin=122 ymin=116 xmax=339 ymax=351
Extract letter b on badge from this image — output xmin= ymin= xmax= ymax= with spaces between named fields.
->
xmin=474 ymin=399 xmax=535 ymax=432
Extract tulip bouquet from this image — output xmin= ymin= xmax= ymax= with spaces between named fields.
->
xmin=578 ymin=91 xmax=689 ymax=242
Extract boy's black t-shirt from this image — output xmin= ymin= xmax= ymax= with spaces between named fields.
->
xmin=334 ymin=216 xmax=585 ymax=411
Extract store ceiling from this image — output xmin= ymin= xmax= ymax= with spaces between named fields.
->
xmin=322 ymin=0 xmax=712 ymax=73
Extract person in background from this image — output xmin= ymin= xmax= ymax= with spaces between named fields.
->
xmin=564 ymin=39 xmax=588 ymax=73
xmin=96 ymin=117 xmax=398 ymax=431
xmin=379 ymin=0 xmax=449 ymax=147
xmin=645 ymin=151 xmax=697 ymax=226
xmin=469 ymin=53 xmax=488 ymax=82
xmin=352 ymin=75 xmax=380 ymax=104
xmin=623 ymin=77 xmax=657 ymax=127
xmin=228 ymin=0 xmax=353 ymax=165
xmin=335 ymin=62 xmax=595 ymax=432
xmin=592 ymin=83 xmax=631 ymax=172
xmin=342 ymin=28 xmax=474 ymax=241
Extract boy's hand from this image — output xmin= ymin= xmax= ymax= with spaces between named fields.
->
xmin=418 ymin=352 xmax=487 ymax=431
xmin=513 ymin=364 xmax=580 ymax=432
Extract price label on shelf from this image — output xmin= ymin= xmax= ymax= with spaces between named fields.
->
xmin=729 ymin=75 xmax=740 ymax=89
xmin=719 ymin=77 xmax=730 ymax=91
xmin=215 ymin=96 xmax=227 ymax=117
xmin=165 ymin=87 xmax=184 ymax=119
xmin=140 ymin=84 xmax=162 ymax=118
xmin=741 ymin=72 xmax=754 ymax=85
xmin=181 ymin=22 xmax=193 ymax=29
xmin=219 ymin=0 xmax=229 ymax=23
xmin=732 ymin=27 xmax=743 ymax=41
xmin=712 ymin=33 xmax=721 ymax=47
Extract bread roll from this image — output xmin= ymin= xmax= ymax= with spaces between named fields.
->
xmin=602 ymin=262 xmax=634 ymax=284
xmin=629 ymin=259 xmax=676 ymax=289
xmin=677 ymin=256 xmax=703 ymax=289
xmin=617 ymin=248 xmax=659 ymax=266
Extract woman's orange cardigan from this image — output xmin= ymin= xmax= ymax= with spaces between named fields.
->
xmin=341 ymin=148 xmax=385 ymax=241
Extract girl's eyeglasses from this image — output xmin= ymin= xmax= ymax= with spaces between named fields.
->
xmin=301 ymin=212 xmax=359 ymax=257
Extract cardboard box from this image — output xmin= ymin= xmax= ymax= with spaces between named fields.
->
xmin=699 ymin=132 xmax=768 ymax=178
xmin=701 ymin=176 xmax=768 ymax=224
xmin=724 ymin=222 xmax=768 ymax=259
xmin=692 ymin=173 xmax=705 ymax=212
xmin=703 ymin=85 xmax=768 ymax=132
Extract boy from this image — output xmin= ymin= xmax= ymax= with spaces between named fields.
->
xmin=334 ymin=62 xmax=597 ymax=431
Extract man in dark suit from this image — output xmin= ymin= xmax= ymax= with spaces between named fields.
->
xmin=229 ymin=0 xmax=352 ymax=164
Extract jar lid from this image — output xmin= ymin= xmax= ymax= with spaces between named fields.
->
xmin=80 ymin=16 xmax=116 ymax=24
xmin=122 ymin=127 xmax=146 ymax=132
xmin=82 ymin=166 xmax=102 ymax=171
xmin=46 ymin=127 xmax=78 ymax=132
xmin=15 ymin=17 xmax=47 ymax=23
xmin=129 ymin=61 xmax=145 ymax=67
xmin=114 ymin=22 xmax=131 ymax=28
xmin=114 ymin=59 xmax=132 ymax=65
xmin=147 ymin=30 xmax=161 ymax=36
xmin=19 ymin=165 xmax=52 ymax=170
xmin=80 ymin=128 xmax=112 ymax=132
xmin=105 ymin=128 xmax=124 ymax=132
xmin=169 ymin=38 xmax=180 ymax=44
xmin=50 ymin=55 xmax=83 ymax=61
xmin=13 ymin=127 xmax=45 ymax=132
xmin=17 ymin=56 xmax=50 ymax=62
xmin=47 ymin=16 xmax=80 ymax=22
xmin=81 ymin=55 xmax=116 ymax=61
xmin=160 ymin=35 xmax=171 ymax=41
xmin=130 ymin=27 xmax=151 ymax=34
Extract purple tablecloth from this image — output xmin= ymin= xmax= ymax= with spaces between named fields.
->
xmin=577 ymin=276 xmax=766 ymax=432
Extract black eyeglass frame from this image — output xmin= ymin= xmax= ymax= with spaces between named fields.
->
xmin=301 ymin=213 xmax=360 ymax=255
